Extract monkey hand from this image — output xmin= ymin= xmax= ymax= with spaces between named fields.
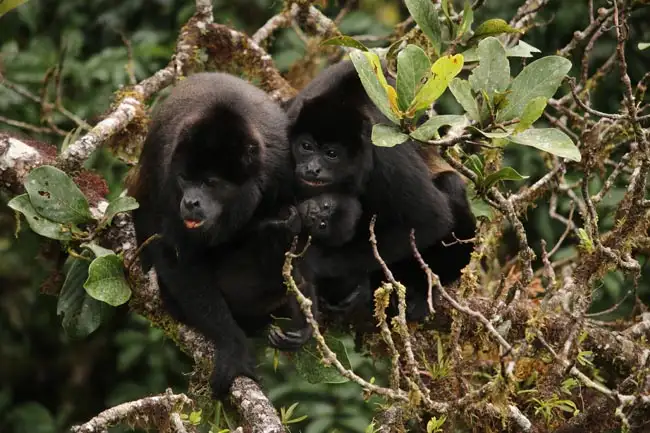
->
xmin=267 ymin=324 xmax=313 ymax=351
xmin=281 ymin=205 xmax=302 ymax=236
xmin=256 ymin=206 xmax=302 ymax=236
xmin=209 ymin=344 xmax=258 ymax=400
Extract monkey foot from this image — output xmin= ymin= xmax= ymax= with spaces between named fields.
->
xmin=267 ymin=326 xmax=312 ymax=351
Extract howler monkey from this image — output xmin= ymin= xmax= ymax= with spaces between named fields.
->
xmin=286 ymin=60 xmax=476 ymax=322
xmin=297 ymin=193 xmax=362 ymax=247
xmin=128 ymin=72 xmax=314 ymax=399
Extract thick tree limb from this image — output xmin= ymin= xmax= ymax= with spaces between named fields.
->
xmin=71 ymin=389 xmax=193 ymax=433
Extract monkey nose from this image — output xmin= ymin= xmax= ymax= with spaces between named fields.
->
xmin=183 ymin=198 xmax=200 ymax=210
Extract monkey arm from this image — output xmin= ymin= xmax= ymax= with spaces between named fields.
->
xmin=154 ymin=251 xmax=257 ymax=400
xmin=305 ymin=223 xmax=446 ymax=278
xmin=268 ymin=263 xmax=318 ymax=351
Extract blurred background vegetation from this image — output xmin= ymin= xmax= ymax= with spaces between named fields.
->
xmin=1 ymin=1 xmax=649 ymax=432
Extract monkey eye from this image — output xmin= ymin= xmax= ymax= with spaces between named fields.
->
xmin=324 ymin=149 xmax=338 ymax=159
xmin=301 ymin=141 xmax=314 ymax=151
xmin=204 ymin=177 xmax=220 ymax=187
xmin=318 ymin=220 xmax=327 ymax=230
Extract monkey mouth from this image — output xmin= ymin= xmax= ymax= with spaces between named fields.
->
xmin=301 ymin=179 xmax=330 ymax=187
xmin=184 ymin=219 xmax=205 ymax=229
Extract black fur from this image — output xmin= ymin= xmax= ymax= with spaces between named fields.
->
xmin=129 ymin=72 xmax=314 ymax=399
xmin=297 ymin=193 xmax=362 ymax=247
xmin=286 ymin=60 xmax=475 ymax=323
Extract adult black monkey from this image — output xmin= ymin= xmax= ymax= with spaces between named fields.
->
xmin=286 ymin=60 xmax=475 ymax=322
xmin=128 ymin=72 xmax=314 ymax=399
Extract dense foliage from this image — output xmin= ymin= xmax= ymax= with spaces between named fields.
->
xmin=1 ymin=0 xmax=649 ymax=432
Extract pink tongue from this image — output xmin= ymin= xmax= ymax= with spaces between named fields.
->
xmin=184 ymin=220 xmax=202 ymax=229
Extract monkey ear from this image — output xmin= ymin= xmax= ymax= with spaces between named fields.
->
xmin=279 ymin=97 xmax=295 ymax=112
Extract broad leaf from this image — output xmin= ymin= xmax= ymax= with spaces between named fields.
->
xmin=462 ymin=40 xmax=541 ymax=63
xmin=82 ymin=242 xmax=115 ymax=258
xmin=411 ymin=115 xmax=468 ymax=141
xmin=7 ymin=194 xmax=73 ymax=241
xmin=101 ymin=196 xmax=139 ymax=228
xmin=515 ymin=96 xmax=547 ymax=133
xmin=638 ymin=42 xmax=650 ymax=51
xmin=483 ymin=167 xmax=529 ymax=190
xmin=24 ymin=165 xmax=93 ymax=224
xmin=449 ymin=78 xmax=480 ymax=122
xmin=404 ymin=0 xmax=442 ymax=55
xmin=408 ymin=54 xmax=464 ymax=114
xmin=497 ymin=56 xmax=572 ymax=122
xmin=349 ymin=50 xmax=400 ymax=123
xmin=509 ymin=128 xmax=581 ymax=162
xmin=0 ymin=0 xmax=28 ymax=17
xmin=295 ymin=335 xmax=351 ymax=384
xmin=468 ymin=37 xmax=510 ymax=100
xmin=507 ymin=40 xmax=541 ymax=58
xmin=372 ymin=124 xmax=410 ymax=147
xmin=396 ymin=44 xmax=431 ymax=112
xmin=84 ymin=254 xmax=132 ymax=306
xmin=57 ymin=252 xmax=108 ymax=338
xmin=321 ymin=36 xmax=368 ymax=51
xmin=470 ymin=126 xmax=513 ymax=139
xmin=469 ymin=18 xmax=521 ymax=43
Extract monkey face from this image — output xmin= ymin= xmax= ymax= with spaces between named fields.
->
xmin=297 ymin=193 xmax=362 ymax=247
xmin=292 ymin=134 xmax=357 ymax=195
xmin=176 ymin=174 xmax=239 ymax=233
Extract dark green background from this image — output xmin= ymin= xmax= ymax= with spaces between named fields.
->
xmin=1 ymin=1 xmax=649 ymax=432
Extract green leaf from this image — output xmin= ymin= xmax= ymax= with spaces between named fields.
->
xmin=101 ymin=195 xmax=139 ymax=228
xmin=507 ymin=40 xmax=541 ymax=58
xmin=441 ymin=0 xmax=451 ymax=18
xmin=404 ymin=0 xmax=442 ymax=55
xmin=469 ymin=18 xmax=522 ymax=43
xmin=81 ymin=242 xmax=115 ymax=258
xmin=411 ymin=115 xmax=468 ymax=141
xmin=396 ymin=44 xmax=431 ymax=111
xmin=464 ymin=154 xmax=484 ymax=179
xmin=466 ymin=185 xmax=494 ymax=221
xmin=483 ymin=167 xmax=529 ymax=190
xmin=638 ymin=42 xmax=650 ymax=51
xmin=0 ymin=0 xmax=28 ymax=17
xmin=24 ymin=165 xmax=93 ymax=224
xmin=57 ymin=252 xmax=109 ymax=338
xmin=515 ymin=96 xmax=547 ymax=133
xmin=462 ymin=40 xmax=541 ymax=63
xmin=7 ymin=194 xmax=74 ymax=241
xmin=468 ymin=37 xmax=510 ymax=100
xmin=84 ymin=254 xmax=132 ymax=306
xmin=349 ymin=51 xmax=400 ymax=123
xmin=449 ymin=78 xmax=480 ymax=122
xmin=295 ymin=335 xmax=352 ymax=384
xmin=372 ymin=124 xmax=410 ymax=147
xmin=509 ymin=128 xmax=581 ymax=162
xmin=470 ymin=126 xmax=513 ymax=139
xmin=458 ymin=0 xmax=474 ymax=37
xmin=408 ymin=54 xmax=464 ymax=113
xmin=497 ymin=56 xmax=572 ymax=122
xmin=321 ymin=36 xmax=368 ymax=51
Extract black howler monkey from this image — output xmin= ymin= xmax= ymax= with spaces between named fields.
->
xmin=128 ymin=72 xmax=315 ymax=399
xmin=286 ymin=60 xmax=476 ymax=322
